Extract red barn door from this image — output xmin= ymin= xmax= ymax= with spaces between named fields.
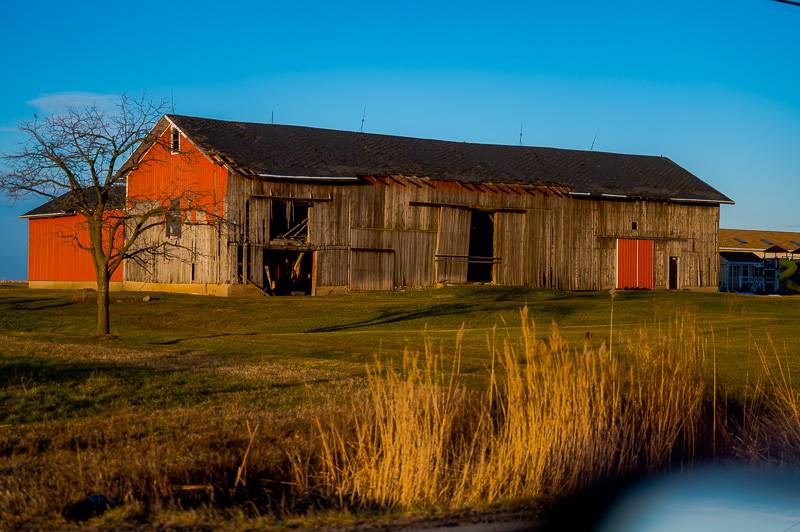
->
xmin=617 ymin=239 xmax=654 ymax=289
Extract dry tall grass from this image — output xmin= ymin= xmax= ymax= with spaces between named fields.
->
xmin=7 ymin=306 xmax=800 ymax=527
xmin=315 ymin=308 xmax=707 ymax=509
xmin=734 ymin=339 xmax=800 ymax=463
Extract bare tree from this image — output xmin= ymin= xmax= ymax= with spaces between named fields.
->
xmin=1 ymin=95 xmax=208 ymax=335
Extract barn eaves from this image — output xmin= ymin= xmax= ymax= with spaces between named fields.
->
xmin=19 ymin=186 xmax=127 ymax=218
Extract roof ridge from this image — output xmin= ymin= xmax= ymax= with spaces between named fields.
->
xmin=166 ymin=113 xmax=667 ymax=160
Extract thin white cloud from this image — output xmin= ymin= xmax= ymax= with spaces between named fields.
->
xmin=27 ymin=92 xmax=118 ymax=114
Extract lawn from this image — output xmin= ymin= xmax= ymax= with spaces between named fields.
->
xmin=1 ymin=285 xmax=799 ymax=527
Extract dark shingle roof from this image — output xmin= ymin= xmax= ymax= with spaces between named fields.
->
xmin=167 ymin=114 xmax=732 ymax=203
xmin=21 ymin=186 xmax=126 ymax=218
xmin=720 ymin=251 xmax=763 ymax=263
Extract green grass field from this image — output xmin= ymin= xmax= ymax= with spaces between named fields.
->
xmin=2 ymin=285 xmax=799 ymax=527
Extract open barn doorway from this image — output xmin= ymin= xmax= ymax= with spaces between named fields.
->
xmin=669 ymin=256 xmax=679 ymax=290
xmin=263 ymin=250 xmax=313 ymax=295
xmin=467 ymin=210 xmax=494 ymax=282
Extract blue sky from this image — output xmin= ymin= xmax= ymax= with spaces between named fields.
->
xmin=1 ymin=0 xmax=799 ymax=279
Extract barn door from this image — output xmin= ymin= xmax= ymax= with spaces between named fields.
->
xmin=467 ymin=210 xmax=494 ymax=282
xmin=435 ymin=207 xmax=470 ymax=284
xmin=617 ymin=239 xmax=654 ymax=289
xmin=668 ymin=256 xmax=679 ymax=290
xmin=350 ymin=249 xmax=395 ymax=291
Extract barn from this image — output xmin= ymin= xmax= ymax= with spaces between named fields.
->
xmin=24 ymin=114 xmax=733 ymax=295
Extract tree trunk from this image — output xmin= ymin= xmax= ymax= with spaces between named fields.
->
xmin=96 ymin=273 xmax=110 ymax=336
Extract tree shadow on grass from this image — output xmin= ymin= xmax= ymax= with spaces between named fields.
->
xmin=307 ymin=302 xmax=488 ymax=333
xmin=0 ymin=297 xmax=78 ymax=311
xmin=306 ymin=300 xmax=567 ymax=333
xmin=149 ymin=332 xmax=260 ymax=346
xmin=309 ymin=289 xmax=612 ymax=334
xmin=0 ymin=355 xmax=257 ymax=425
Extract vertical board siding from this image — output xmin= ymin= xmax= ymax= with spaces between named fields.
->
xmin=127 ymin=123 xmax=228 ymax=219
xmin=637 ymin=239 xmax=655 ymax=289
xmin=222 ymin=176 xmax=719 ymax=292
xmin=28 ymin=215 xmax=124 ymax=282
xmin=495 ymin=212 xmax=526 ymax=285
xmin=351 ymin=250 xmax=394 ymax=291
xmin=617 ymin=239 xmax=638 ymax=288
xmin=124 ymin=123 xmax=229 ymax=285
xmin=617 ymin=239 xmax=654 ymax=289
xmin=129 ymin=160 xmax=721 ymax=293
xmin=435 ymin=207 xmax=471 ymax=284
xmin=316 ymin=249 xmax=349 ymax=287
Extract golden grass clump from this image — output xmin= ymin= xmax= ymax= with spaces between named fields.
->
xmin=735 ymin=339 xmax=800 ymax=463
xmin=315 ymin=307 xmax=707 ymax=509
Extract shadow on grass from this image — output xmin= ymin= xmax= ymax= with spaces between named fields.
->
xmin=0 ymin=297 xmax=79 ymax=311
xmin=307 ymin=302 xmax=490 ymax=333
xmin=308 ymin=293 xmax=599 ymax=333
xmin=149 ymin=332 xmax=260 ymax=346
xmin=0 ymin=355 xmax=257 ymax=425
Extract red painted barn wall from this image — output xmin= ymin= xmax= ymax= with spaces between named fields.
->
xmin=28 ymin=215 xmax=124 ymax=282
xmin=126 ymin=123 xmax=228 ymax=218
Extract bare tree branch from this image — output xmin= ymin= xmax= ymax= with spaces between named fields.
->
xmin=0 ymin=94 xmax=207 ymax=335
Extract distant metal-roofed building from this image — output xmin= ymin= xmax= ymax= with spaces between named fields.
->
xmin=719 ymin=229 xmax=800 ymax=294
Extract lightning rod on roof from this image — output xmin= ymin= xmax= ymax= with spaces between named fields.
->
xmin=271 ymin=110 xmax=274 ymax=124
xmin=170 ymin=89 xmax=175 ymax=114
xmin=360 ymin=105 xmax=366 ymax=133
xmin=519 ymin=123 xmax=523 ymax=146
xmin=590 ymin=132 xmax=598 ymax=151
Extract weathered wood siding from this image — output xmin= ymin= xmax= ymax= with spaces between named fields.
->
xmin=351 ymin=250 xmax=394 ymax=291
xmin=124 ymin=165 xmax=721 ymax=292
xmin=123 ymin=211 xmax=229 ymax=285
xmin=223 ymin=173 xmax=720 ymax=293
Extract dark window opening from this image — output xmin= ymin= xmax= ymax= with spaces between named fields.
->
xmin=467 ymin=210 xmax=494 ymax=282
xmin=270 ymin=200 xmax=309 ymax=242
xmin=263 ymin=249 xmax=312 ymax=295
xmin=632 ymin=221 xmax=638 ymax=231
xmin=171 ymin=127 xmax=180 ymax=153
xmin=166 ymin=198 xmax=182 ymax=238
